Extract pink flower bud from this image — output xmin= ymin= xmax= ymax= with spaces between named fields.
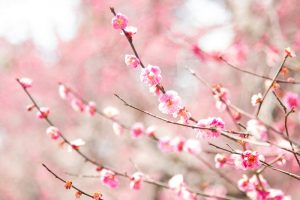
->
xmin=130 ymin=123 xmax=144 ymax=138
xmin=130 ymin=172 xmax=144 ymax=190
xmin=100 ymin=169 xmax=119 ymax=188
xmin=85 ymin=101 xmax=97 ymax=116
xmin=19 ymin=77 xmax=32 ymax=88
xmin=36 ymin=107 xmax=50 ymax=119
xmin=46 ymin=126 xmax=61 ymax=140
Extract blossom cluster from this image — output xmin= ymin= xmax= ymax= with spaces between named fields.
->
xmin=58 ymin=83 xmax=97 ymax=116
xmin=215 ymin=150 xmax=264 ymax=170
xmin=238 ymin=174 xmax=290 ymax=200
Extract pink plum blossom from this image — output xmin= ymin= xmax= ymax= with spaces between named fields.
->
xmin=36 ymin=107 xmax=50 ymax=119
xmin=173 ymin=106 xmax=191 ymax=124
xmin=283 ymin=92 xmax=300 ymax=110
xmin=103 ymin=106 xmax=119 ymax=118
xmin=168 ymin=174 xmax=184 ymax=191
xmin=71 ymin=98 xmax=85 ymax=112
xmin=169 ymin=137 xmax=186 ymax=152
xmin=241 ymin=150 xmax=264 ymax=170
xmin=19 ymin=77 xmax=32 ymax=88
xmin=123 ymin=26 xmax=137 ymax=37
xmin=130 ymin=122 xmax=144 ymax=138
xmin=183 ymin=139 xmax=201 ymax=155
xmin=251 ymin=93 xmax=262 ymax=106
xmin=196 ymin=117 xmax=225 ymax=139
xmin=100 ymin=169 xmax=119 ymax=188
xmin=214 ymin=154 xmax=229 ymax=168
xmin=112 ymin=13 xmax=128 ymax=29
xmin=85 ymin=101 xmax=96 ymax=116
xmin=140 ymin=64 xmax=162 ymax=87
xmin=158 ymin=137 xmax=173 ymax=152
xmin=46 ymin=126 xmax=61 ymax=140
xmin=158 ymin=90 xmax=182 ymax=115
xmin=130 ymin=172 xmax=144 ymax=190
xmin=125 ymin=54 xmax=140 ymax=68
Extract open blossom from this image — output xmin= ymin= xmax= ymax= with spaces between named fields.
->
xmin=246 ymin=119 xmax=268 ymax=141
xmin=36 ymin=107 xmax=50 ymax=119
xmin=130 ymin=122 xmax=144 ymax=138
xmin=68 ymin=138 xmax=86 ymax=152
xmin=19 ymin=77 xmax=32 ymax=88
xmin=103 ymin=106 xmax=119 ymax=118
xmin=140 ymin=64 xmax=162 ymax=86
xmin=251 ymin=93 xmax=262 ymax=106
xmin=58 ymin=84 xmax=69 ymax=99
xmin=240 ymin=150 xmax=264 ymax=170
xmin=85 ymin=101 xmax=96 ymax=116
xmin=130 ymin=172 xmax=144 ymax=190
xmin=112 ymin=13 xmax=128 ymax=29
xmin=46 ymin=126 xmax=61 ymax=140
xmin=170 ymin=137 xmax=186 ymax=152
xmin=283 ymin=92 xmax=300 ymax=110
xmin=71 ymin=98 xmax=85 ymax=112
xmin=173 ymin=106 xmax=191 ymax=124
xmin=159 ymin=90 xmax=182 ymax=115
xmin=158 ymin=137 xmax=173 ymax=152
xmin=284 ymin=47 xmax=296 ymax=58
xmin=196 ymin=117 xmax=225 ymax=139
xmin=100 ymin=169 xmax=119 ymax=188
xmin=213 ymin=85 xmax=230 ymax=111
xmin=168 ymin=174 xmax=184 ymax=191
xmin=238 ymin=175 xmax=251 ymax=192
xmin=125 ymin=54 xmax=140 ymax=68
xmin=214 ymin=154 xmax=229 ymax=168
xmin=183 ymin=139 xmax=201 ymax=155
xmin=168 ymin=174 xmax=197 ymax=200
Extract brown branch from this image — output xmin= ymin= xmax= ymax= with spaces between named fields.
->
xmin=17 ymin=79 xmax=236 ymax=200
xmin=256 ymin=56 xmax=288 ymax=117
xmin=42 ymin=164 xmax=96 ymax=199
xmin=272 ymin=91 xmax=300 ymax=167
xmin=220 ymin=56 xmax=300 ymax=84
xmin=208 ymin=143 xmax=300 ymax=181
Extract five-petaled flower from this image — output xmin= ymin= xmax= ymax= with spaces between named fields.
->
xmin=100 ymin=169 xmax=119 ymax=188
xmin=251 ymin=93 xmax=262 ymax=106
xmin=130 ymin=172 xmax=144 ymax=190
xmin=158 ymin=90 xmax=182 ymax=115
xmin=140 ymin=64 xmax=162 ymax=87
xmin=125 ymin=54 xmax=140 ymax=68
xmin=196 ymin=117 xmax=225 ymax=139
xmin=112 ymin=13 xmax=128 ymax=29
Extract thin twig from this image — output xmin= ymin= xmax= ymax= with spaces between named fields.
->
xmin=256 ymin=56 xmax=288 ymax=117
xmin=42 ymin=164 xmax=96 ymax=199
